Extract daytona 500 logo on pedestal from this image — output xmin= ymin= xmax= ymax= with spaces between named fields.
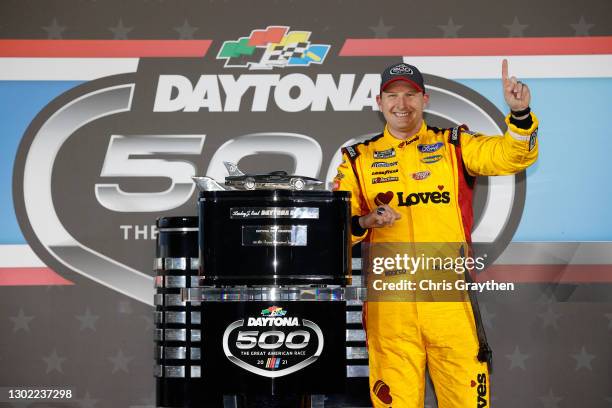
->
xmin=223 ymin=306 xmax=323 ymax=378
xmin=202 ymin=301 xmax=345 ymax=394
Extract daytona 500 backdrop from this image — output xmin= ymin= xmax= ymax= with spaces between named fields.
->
xmin=1 ymin=0 xmax=612 ymax=407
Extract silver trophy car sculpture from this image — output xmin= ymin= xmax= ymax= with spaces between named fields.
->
xmin=192 ymin=162 xmax=325 ymax=191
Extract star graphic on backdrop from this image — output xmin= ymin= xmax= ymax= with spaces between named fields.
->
xmin=369 ymin=18 xmax=393 ymax=38
xmin=10 ymin=308 xmax=34 ymax=332
xmin=605 ymin=313 xmax=612 ymax=330
xmin=571 ymin=16 xmax=594 ymax=36
xmin=118 ymin=300 xmax=133 ymax=314
xmin=141 ymin=315 xmax=154 ymax=331
xmin=76 ymin=308 xmax=99 ymax=331
xmin=539 ymin=389 xmax=563 ymax=408
xmin=571 ymin=346 xmax=595 ymax=370
xmin=538 ymin=305 xmax=562 ymax=329
xmin=109 ymin=19 xmax=133 ymax=40
xmin=79 ymin=391 xmax=99 ymax=408
xmin=506 ymin=345 xmax=530 ymax=370
xmin=174 ymin=20 xmax=198 ymax=39
xmin=108 ymin=349 xmax=134 ymax=373
xmin=43 ymin=349 xmax=66 ymax=374
xmin=438 ymin=17 xmax=463 ymax=38
xmin=42 ymin=18 xmax=66 ymax=39
xmin=479 ymin=304 xmax=496 ymax=329
xmin=536 ymin=290 xmax=556 ymax=305
xmin=504 ymin=17 xmax=528 ymax=37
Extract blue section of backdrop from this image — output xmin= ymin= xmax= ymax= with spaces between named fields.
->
xmin=1 ymin=79 xmax=611 ymax=243
xmin=460 ymin=78 xmax=612 ymax=241
xmin=0 ymin=81 xmax=82 ymax=244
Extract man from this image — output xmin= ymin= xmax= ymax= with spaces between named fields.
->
xmin=333 ymin=60 xmax=538 ymax=407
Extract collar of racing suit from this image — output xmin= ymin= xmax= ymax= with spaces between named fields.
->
xmin=382 ymin=120 xmax=427 ymax=147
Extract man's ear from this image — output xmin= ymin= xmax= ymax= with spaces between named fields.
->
xmin=423 ymin=93 xmax=430 ymax=106
xmin=376 ymin=94 xmax=382 ymax=108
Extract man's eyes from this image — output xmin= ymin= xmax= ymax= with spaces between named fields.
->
xmin=387 ymin=93 xmax=415 ymax=98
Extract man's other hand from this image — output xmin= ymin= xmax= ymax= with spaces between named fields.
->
xmin=359 ymin=205 xmax=402 ymax=228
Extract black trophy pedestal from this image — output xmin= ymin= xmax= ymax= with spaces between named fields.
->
xmin=155 ymin=188 xmax=358 ymax=407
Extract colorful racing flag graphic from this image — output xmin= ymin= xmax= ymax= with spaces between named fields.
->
xmin=217 ymin=26 xmax=330 ymax=69
xmin=261 ymin=306 xmax=287 ymax=316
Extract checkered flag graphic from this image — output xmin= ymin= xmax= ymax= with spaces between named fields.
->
xmin=264 ymin=42 xmax=309 ymax=66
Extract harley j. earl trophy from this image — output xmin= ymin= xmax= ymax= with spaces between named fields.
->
xmin=155 ymin=162 xmax=352 ymax=408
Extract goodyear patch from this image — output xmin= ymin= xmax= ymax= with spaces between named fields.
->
xmin=372 ymin=169 xmax=398 ymax=176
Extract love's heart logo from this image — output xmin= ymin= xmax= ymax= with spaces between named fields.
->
xmin=375 ymin=191 xmax=394 ymax=206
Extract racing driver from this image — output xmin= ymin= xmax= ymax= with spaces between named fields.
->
xmin=333 ymin=60 xmax=538 ymax=407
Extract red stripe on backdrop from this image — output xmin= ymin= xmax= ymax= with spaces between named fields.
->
xmin=339 ymin=36 xmax=612 ymax=56
xmin=0 ymin=40 xmax=213 ymax=58
xmin=0 ymin=268 xmax=74 ymax=286
xmin=476 ymin=265 xmax=612 ymax=283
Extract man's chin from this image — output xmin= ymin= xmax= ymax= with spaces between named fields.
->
xmin=394 ymin=123 xmax=416 ymax=133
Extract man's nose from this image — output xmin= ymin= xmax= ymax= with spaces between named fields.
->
xmin=396 ymin=96 xmax=407 ymax=108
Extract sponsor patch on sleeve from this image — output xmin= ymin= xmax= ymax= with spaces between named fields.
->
xmin=344 ymin=145 xmax=358 ymax=160
xmin=529 ymin=128 xmax=538 ymax=151
xmin=449 ymin=124 xmax=470 ymax=145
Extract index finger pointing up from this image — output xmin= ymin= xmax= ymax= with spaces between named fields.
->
xmin=502 ymin=58 xmax=509 ymax=82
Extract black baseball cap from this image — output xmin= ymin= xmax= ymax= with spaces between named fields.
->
xmin=380 ymin=62 xmax=425 ymax=93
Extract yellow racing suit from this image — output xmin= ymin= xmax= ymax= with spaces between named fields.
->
xmin=334 ymin=114 xmax=539 ymax=407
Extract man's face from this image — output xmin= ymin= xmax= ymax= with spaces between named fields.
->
xmin=376 ymin=81 xmax=429 ymax=139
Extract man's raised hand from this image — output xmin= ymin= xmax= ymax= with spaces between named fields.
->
xmin=502 ymin=59 xmax=530 ymax=111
